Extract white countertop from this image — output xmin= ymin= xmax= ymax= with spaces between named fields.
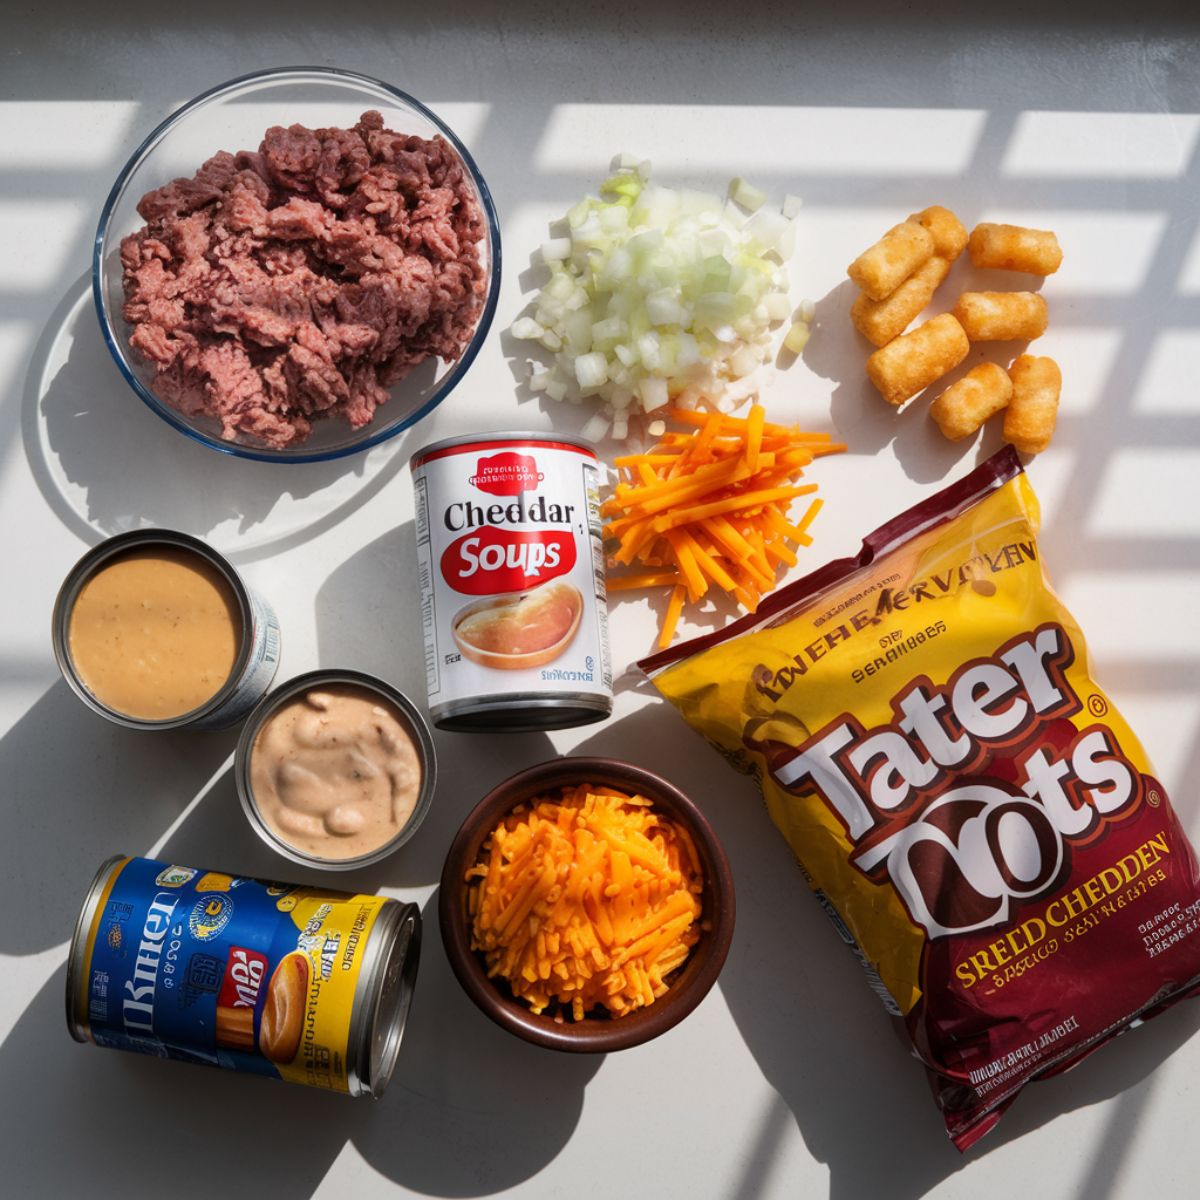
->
xmin=4 ymin=4 xmax=1200 ymax=1197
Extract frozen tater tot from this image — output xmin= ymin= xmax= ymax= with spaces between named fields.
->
xmin=952 ymin=291 xmax=1048 ymax=341
xmin=848 ymin=221 xmax=935 ymax=301
xmin=851 ymin=256 xmax=952 ymax=348
xmin=1004 ymin=354 xmax=1062 ymax=454
xmin=866 ymin=313 xmax=969 ymax=407
xmin=968 ymin=223 xmax=1063 ymax=275
xmin=930 ymin=362 xmax=1013 ymax=441
xmin=908 ymin=206 xmax=968 ymax=261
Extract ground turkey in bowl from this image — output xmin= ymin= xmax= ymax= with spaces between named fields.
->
xmin=119 ymin=111 xmax=487 ymax=449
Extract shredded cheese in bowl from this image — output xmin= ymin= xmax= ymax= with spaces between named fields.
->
xmin=466 ymin=783 xmax=705 ymax=1021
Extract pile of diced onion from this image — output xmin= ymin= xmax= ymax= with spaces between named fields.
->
xmin=513 ymin=156 xmax=811 ymax=441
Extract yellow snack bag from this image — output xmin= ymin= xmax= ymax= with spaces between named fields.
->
xmin=641 ymin=447 xmax=1200 ymax=1150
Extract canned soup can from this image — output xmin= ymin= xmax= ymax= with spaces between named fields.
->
xmin=67 ymin=856 xmax=420 ymax=1097
xmin=52 ymin=529 xmax=280 ymax=732
xmin=411 ymin=433 xmax=613 ymax=731
xmin=235 ymin=669 xmax=438 ymax=872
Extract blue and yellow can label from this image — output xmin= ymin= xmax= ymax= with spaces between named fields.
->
xmin=79 ymin=857 xmax=388 ymax=1092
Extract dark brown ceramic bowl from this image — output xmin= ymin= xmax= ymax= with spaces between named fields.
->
xmin=439 ymin=756 xmax=735 ymax=1053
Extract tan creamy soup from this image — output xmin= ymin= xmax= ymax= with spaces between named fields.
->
xmin=250 ymin=686 xmax=423 ymax=861
xmin=68 ymin=547 xmax=240 ymax=719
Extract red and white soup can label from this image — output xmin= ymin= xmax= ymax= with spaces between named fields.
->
xmin=410 ymin=434 xmax=612 ymax=731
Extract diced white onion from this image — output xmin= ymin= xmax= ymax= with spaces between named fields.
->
xmin=574 ymin=352 xmax=609 ymax=388
xmin=566 ymin=199 xmax=590 ymax=229
xmin=697 ymin=228 xmax=729 ymax=259
xmin=743 ymin=209 xmax=791 ymax=253
xmin=510 ymin=159 xmax=806 ymax=437
xmin=721 ymin=199 xmax=748 ymax=230
xmin=511 ymin=317 xmax=543 ymax=340
xmin=640 ymin=377 xmax=670 ymax=411
xmin=777 ymin=221 xmax=797 ymax=262
xmin=729 ymin=345 xmax=759 ymax=378
xmin=591 ymin=317 xmax=626 ymax=342
xmin=541 ymin=238 xmax=572 ymax=262
xmin=564 ymin=288 xmax=590 ymax=313
xmin=731 ymin=177 xmax=768 ymax=212
xmin=528 ymin=367 xmax=554 ymax=392
xmin=782 ymin=193 xmax=804 ymax=219
xmin=646 ymin=289 xmax=685 ymax=327
xmin=784 ymin=321 xmax=811 ymax=354
xmin=599 ymin=205 xmax=630 ymax=234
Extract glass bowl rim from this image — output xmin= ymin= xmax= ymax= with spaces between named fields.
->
xmin=91 ymin=64 xmax=502 ymax=464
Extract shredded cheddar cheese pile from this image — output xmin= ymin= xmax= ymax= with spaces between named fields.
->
xmin=602 ymin=404 xmax=845 ymax=647
xmin=467 ymin=784 xmax=705 ymax=1020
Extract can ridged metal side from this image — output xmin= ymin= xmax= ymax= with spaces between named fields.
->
xmin=410 ymin=432 xmax=613 ymax=732
xmin=234 ymin=669 xmax=438 ymax=872
xmin=52 ymin=529 xmax=280 ymax=731
xmin=66 ymin=855 xmax=420 ymax=1098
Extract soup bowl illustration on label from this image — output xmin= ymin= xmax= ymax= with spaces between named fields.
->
xmin=452 ymin=580 xmax=583 ymax=669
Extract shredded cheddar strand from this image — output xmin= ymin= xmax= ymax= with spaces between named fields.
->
xmin=606 ymin=570 xmax=681 ymax=591
xmin=604 ymin=403 xmax=843 ymax=645
xmin=467 ymin=785 xmax=703 ymax=1020
xmin=659 ymin=584 xmax=687 ymax=649
xmin=745 ymin=403 xmax=765 ymax=472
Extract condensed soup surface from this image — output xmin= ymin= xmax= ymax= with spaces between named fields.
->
xmin=68 ymin=546 xmax=240 ymax=719
xmin=250 ymin=685 xmax=423 ymax=861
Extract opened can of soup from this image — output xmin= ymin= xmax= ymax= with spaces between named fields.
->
xmin=235 ymin=669 xmax=437 ymax=871
xmin=66 ymin=855 xmax=420 ymax=1096
xmin=52 ymin=529 xmax=280 ymax=731
xmin=410 ymin=433 xmax=613 ymax=731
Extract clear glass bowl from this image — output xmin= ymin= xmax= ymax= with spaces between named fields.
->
xmin=93 ymin=67 xmax=501 ymax=464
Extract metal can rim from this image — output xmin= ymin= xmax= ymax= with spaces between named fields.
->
xmin=348 ymin=899 xmax=422 ymax=1098
xmin=234 ymin=669 xmax=438 ymax=871
xmin=65 ymin=854 xmax=130 ymax=1043
xmin=51 ymin=530 xmax=256 ymax=731
xmin=431 ymin=691 xmax=612 ymax=732
xmin=409 ymin=430 xmax=598 ymax=470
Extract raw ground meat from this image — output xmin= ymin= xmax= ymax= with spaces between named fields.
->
xmin=119 ymin=111 xmax=487 ymax=449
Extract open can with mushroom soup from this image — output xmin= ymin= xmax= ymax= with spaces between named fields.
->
xmin=52 ymin=529 xmax=280 ymax=731
xmin=410 ymin=433 xmax=613 ymax=731
xmin=66 ymin=855 xmax=420 ymax=1096
xmin=235 ymin=669 xmax=437 ymax=870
